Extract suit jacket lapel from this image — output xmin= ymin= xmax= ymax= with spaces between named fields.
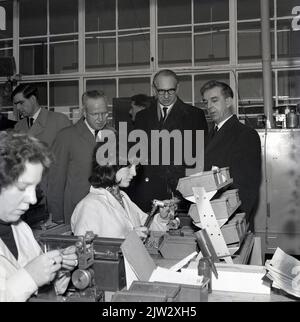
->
xmin=206 ymin=115 xmax=237 ymax=153
xmin=29 ymin=108 xmax=47 ymax=137
xmin=75 ymin=117 xmax=95 ymax=146
xmin=163 ymin=98 xmax=185 ymax=130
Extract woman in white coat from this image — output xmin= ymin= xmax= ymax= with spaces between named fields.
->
xmin=0 ymin=132 xmax=77 ymax=302
xmin=71 ymin=146 xmax=170 ymax=239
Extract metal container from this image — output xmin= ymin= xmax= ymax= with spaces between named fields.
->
xmin=286 ymin=111 xmax=299 ymax=128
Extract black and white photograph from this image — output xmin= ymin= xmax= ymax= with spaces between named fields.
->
xmin=0 ymin=0 xmax=300 ymax=309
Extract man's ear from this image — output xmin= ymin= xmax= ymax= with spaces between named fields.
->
xmin=175 ymin=83 xmax=180 ymax=94
xmin=152 ymin=83 xmax=158 ymax=95
xmin=30 ymin=95 xmax=37 ymax=105
xmin=225 ymin=96 xmax=233 ymax=108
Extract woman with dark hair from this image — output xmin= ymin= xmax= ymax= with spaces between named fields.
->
xmin=71 ymin=143 xmax=170 ymax=239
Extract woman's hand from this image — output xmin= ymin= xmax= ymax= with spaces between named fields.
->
xmin=134 ymin=226 xmax=149 ymax=239
xmin=24 ymin=250 xmax=62 ymax=287
xmin=60 ymin=246 xmax=78 ymax=271
xmin=158 ymin=198 xmax=179 ymax=221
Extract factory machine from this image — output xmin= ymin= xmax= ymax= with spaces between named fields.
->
xmin=30 ymin=198 xmax=204 ymax=301
xmin=30 ymin=231 xmax=126 ymax=302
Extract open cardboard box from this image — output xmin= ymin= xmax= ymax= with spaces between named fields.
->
xmin=120 ymin=230 xmax=204 ymax=289
xmin=181 ymin=261 xmax=271 ymax=294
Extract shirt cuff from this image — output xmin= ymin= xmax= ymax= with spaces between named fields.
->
xmin=7 ymin=268 xmax=38 ymax=302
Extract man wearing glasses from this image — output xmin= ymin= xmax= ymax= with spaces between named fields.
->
xmin=47 ymin=90 xmax=114 ymax=224
xmin=131 ymin=69 xmax=208 ymax=212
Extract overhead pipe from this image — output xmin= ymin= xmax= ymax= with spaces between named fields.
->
xmin=260 ymin=0 xmax=274 ymax=128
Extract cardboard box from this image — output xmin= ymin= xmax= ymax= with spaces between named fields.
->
xmin=120 ymin=231 xmax=208 ymax=302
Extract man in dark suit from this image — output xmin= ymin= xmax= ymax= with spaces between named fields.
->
xmin=47 ymin=90 xmax=114 ymax=224
xmin=12 ymin=84 xmax=71 ymax=148
xmin=200 ymin=80 xmax=262 ymax=231
xmin=11 ymin=84 xmax=71 ymax=226
xmin=130 ymin=69 xmax=208 ymax=212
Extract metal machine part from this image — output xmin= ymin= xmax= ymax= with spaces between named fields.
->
xmin=144 ymin=198 xmax=180 ymax=228
xmin=72 ymin=268 xmax=94 ymax=290
xmin=36 ymin=231 xmax=126 ymax=301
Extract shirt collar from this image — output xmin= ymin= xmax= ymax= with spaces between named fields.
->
xmin=84 ymin=119 xmax=104 ymax=139
xmin=216 ymin=114 xmax=233 ymax=130
xmin=32 ymin=108 xmax=41 ymax=122
xmin=84 ymin=119 xmax=95 ymax=134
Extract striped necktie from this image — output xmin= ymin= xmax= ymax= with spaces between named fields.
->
xmin=162 ymin=106 xmax=168 ymax=121
xmin=27 ymin=117 xmax=34 ymax=128
xmin=210 ymin=125 xmax=219 ymax=139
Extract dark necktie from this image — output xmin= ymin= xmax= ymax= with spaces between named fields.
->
xmin=162 ymin=107 xmax=168 ymax=121
xmin=210 ymin=125 xmax=219 ymax=139
xmin=94 ymin=130 xmax=99 ymax=140
xmin=27 ymin=117 xmax=34 ymax=128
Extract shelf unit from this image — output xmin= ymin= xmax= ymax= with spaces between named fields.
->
xmin=177 ymin=167 xmax=252 ymax=264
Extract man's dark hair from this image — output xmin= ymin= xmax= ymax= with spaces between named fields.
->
xmin=153 ymin=69 xmax=179 ymax=87
xmin=131 ymin=94 xmax=152 ymax=109
xmin=0 ymin=131 xmax=52 ymax=192
xmin=200 ymin=80 xmax=234 ymax=99
xmin=11 ymin=83 xmax=39 ymax=101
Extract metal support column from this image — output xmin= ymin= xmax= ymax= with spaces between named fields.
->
xmin=260 ymin=0 xmax=274 ymax=128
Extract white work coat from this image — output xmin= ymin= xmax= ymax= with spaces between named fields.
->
xmin=0 ymin=220 xmax=70 ymax=302
xmin=0 ymin=220 xmax=41 ymax=302
xmin=71 ymin=187 xmax=168 ymax=238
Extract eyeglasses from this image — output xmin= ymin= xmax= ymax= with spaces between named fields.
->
xmin=87 ymin=112 xmax=109 ymax=120
xmin=154 ymin=84 xmax=177 ymax=96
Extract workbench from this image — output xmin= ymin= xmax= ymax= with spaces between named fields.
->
xmin=208 ymin=290 xmax=294 ymax=302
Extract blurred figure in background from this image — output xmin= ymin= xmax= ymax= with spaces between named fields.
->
xmin=11 ymin=84 xmax=71 ymax=227
xmin=129 ymin=94 xmax=152 ymax=124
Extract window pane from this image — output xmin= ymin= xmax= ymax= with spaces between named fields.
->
xmin=158 ymin=0 xmax=190 ymax=26
xmin=177 ymin=75 xmax=192 ymax=103
xmin=19 ymin=0 xmax=47 ymax=37
xmin=86 ymin=79 xmax=116 ymax=107
xmin=194 ymin=0 xmax=229 ymax=23
xmin=85 ymin=32 xmax=116 ymax=71
xmin=0 ymin=40 xmax=13 ymax=57
xmin=118 ymin=32 xmax=150 ymax=70
xmin=277 ymin=20 xmax=300 ymax=60
xmin=50 ymin=0 xmax=78 ymax=34
xmin=20 ymin=38 xmax=47 ymax=75
xmin=50 ymin=36 xmax=78 ymax=74
xmin=50 ymin=80 xmax=79 ymax=121
xmin=277 ymin=0 xmax=299 ymax=17
xmin=237 ymin=0 xmax=261 ymax=20
xmin=119 ymin=77 xmax=150 ymax=97
xmin=238 ymin=22 xmax=261 ymax=62
xmin=238 ymin=72 xmax=264 ymax=103
xmin=0 ymin=0 xmax=13 ymax=38
xmin=118 ymin=0 xmax=149 ymax=29
xmin=85 ymin=0 xmax=115 ymax=32
xmin=194 ymin=24 xmax=229 ymax=65
xmin=278 ymin=70 xmax=300 ymax=102
xmin=0 ymin=82 xmax=13 ymax=109
xmin=158 ymin=27 xmax=192 ymax=67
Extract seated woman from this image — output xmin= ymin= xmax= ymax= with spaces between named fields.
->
xmin=71 ymin=145 xmax=170 ymax=239
xmin=0 ymin=131 xmax=77 ymax=302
